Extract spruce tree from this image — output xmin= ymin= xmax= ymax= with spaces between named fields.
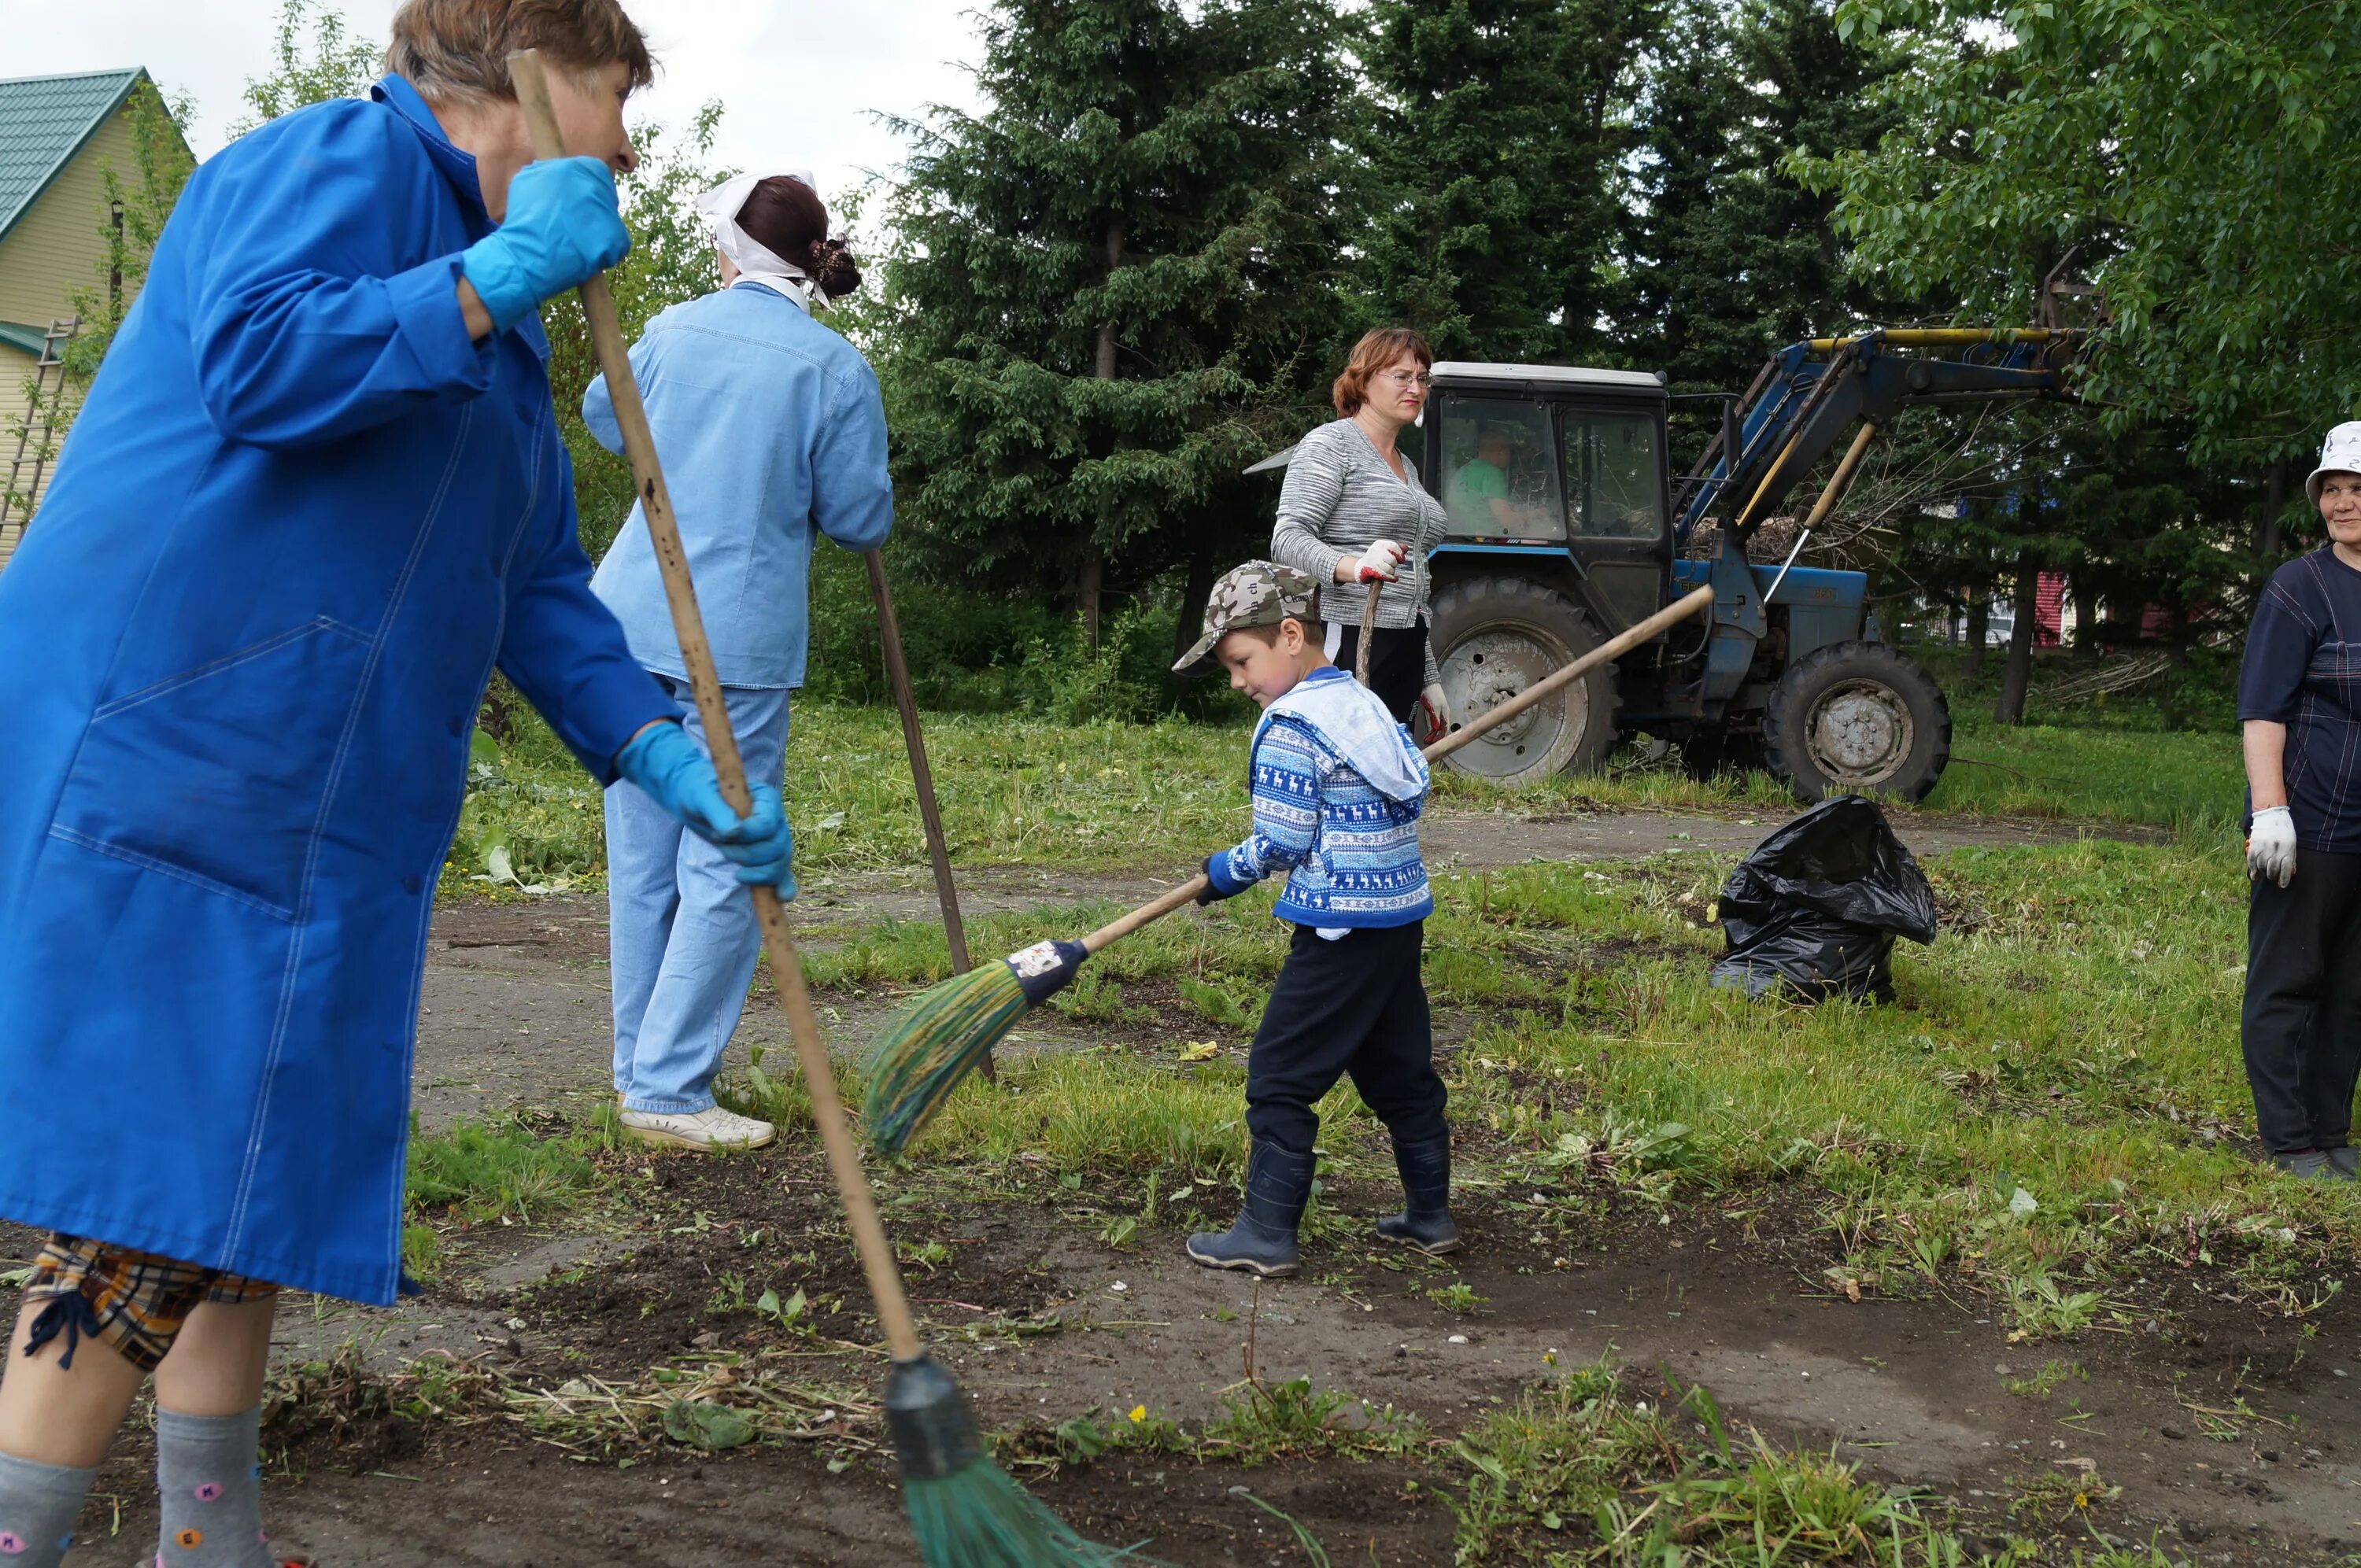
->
xmin=877 ymin=0 xmax=1350 ymax=641
xmin=1354 ymin=0 xmax=1659 ymax=363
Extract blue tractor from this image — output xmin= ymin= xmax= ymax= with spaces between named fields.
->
xmin=1280 ymin=327 xmax=2083 ymax=801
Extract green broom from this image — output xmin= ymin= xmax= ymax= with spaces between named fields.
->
xmin=509 ymin=53 xmax=1149 ymax=1567
xmin=863 ymin=581 xmax=1718 ymax=1157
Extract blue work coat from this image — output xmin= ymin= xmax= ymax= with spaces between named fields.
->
xmin=0 ymin=76 xmax=668 ymax=1304
xmin=587 ymin=280 xmax=893 ymax=688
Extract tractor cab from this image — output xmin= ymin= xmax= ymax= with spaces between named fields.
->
xmin=1405 ymin=364 xmax=1676 ymax=784
xmin=1417 ymin=363 xmax=1674 ymax=636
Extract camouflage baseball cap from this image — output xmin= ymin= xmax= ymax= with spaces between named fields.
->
xmin=1171 ymin=561 xmax=1321 ymax=676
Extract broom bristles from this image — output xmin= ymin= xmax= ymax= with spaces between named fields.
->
xmin=903 ymin=1459 xmax=1159 ymax=1566
xmin=863 ymin=963 xmax=1029 ymax=1156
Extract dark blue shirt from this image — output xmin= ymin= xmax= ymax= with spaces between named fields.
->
xmin=2239 ymin=548 xmax=2361 ymax=851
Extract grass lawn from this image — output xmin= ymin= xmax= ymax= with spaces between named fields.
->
xmin=449 ymin=683 xmax=2244 ymax=895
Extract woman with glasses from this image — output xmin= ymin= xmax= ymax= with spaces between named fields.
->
xmin=1270 ymin=327 xmax=1454 ymax=729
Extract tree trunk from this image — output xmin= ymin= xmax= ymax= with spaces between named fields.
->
xmin=1964 ymin=589 xmax=1989 ymax=677
xmin=1078 ymin=545 xmax=1103 ymax=655
xmin=1082 ymin=218 xmax=1124 ymax=657
xmin=1993 ymin=552 xmax=2040 ymax=725
xmin=1174 ymin=536 xmax=1217 ymax=668
xmin=2071 ymin=578 xmax=2101 ymax=662
xmin=2258 ymin=457 xmax=2288 ymax=564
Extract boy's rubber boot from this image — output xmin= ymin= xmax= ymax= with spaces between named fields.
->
xmin=2271 ymin=1149 xmax=2351 ymax=1182
xmin=1188 ymin=1142 xmax=1314 ymax=1278
xmin=2327 ymin=1146 xmax=2359 ymax=1179
xmin=1376 ymin=1131 xmax=1461 ymax=1255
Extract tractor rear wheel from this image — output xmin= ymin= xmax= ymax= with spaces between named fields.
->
xmin=1762 ymin=640 xmax=1950 ymax=803
xmin=1423 ymin=577 xmax=1617 ymax=786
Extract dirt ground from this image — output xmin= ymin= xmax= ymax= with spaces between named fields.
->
xmin=27 ymin=802 xmax=2348 ymax=1568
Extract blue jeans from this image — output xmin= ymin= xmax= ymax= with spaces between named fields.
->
xmin=605 ymin=675 xmax=793 ymax=1113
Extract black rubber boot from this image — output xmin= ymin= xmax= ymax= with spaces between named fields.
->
xmin=1188 ymin=1142 xmax=1315 ymax=1277
xmin=1376 ymin=1130 xmax=1460 ymax=1254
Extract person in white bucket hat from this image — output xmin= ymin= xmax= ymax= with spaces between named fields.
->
xmin=2236 ymin=419 xmax=2361 ymax=1180
xmin=584 ymin=170 xmax=893 ymax=1152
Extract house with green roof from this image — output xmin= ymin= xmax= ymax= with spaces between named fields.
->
xmin=0 ymin=68 xmax=184 ymax=549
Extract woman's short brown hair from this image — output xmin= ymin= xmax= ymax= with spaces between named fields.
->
xmin=1332 ymin=327 xmax=1434 ymax=418
xmin=386 ymin=0 xmax=656 ymax=105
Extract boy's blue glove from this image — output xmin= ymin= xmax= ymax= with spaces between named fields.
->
xmin=1195 ymin=852 xmax=1249 ymax=906
xmin=616 ymin=722 xmax=795 ymax=891
xmin=460 ymin=157 xmax=630 ymax=334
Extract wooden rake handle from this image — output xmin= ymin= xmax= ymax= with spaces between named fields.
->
xmin=1066 ymin=584 xmax=1718 ymax=958
xmin=508 ymin=50 xmax=923 ymax=1364
xmin=1355 ymin=577 xmax=1383 ymax=688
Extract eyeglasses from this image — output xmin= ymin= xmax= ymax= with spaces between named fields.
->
xmin=1379 ymin=371 xmax=1432 ymax=389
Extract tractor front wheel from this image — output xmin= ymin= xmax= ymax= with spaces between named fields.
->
xmin=1423 ymin=577 xmax=1618 ymax=786
xmin=1762 ymin=640 xmax=1950 ymax=803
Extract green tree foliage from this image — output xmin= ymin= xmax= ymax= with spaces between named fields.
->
xmin=230 ymin=0 xmax=380 ymax=135
xmin=876 ymin=0 xmax=1352 ymax=640
xmin=58 ymin=80 xmax=194 ymax=388
xmin=1801 ymin=0 xmax=2353 ymax=467
xmin=541 ymin=101 xmax=733 ymax=560
xmin=1355 ymin=0 xmax=1656 ymax=362
xmin=1618 ymin=0 xmax=1902 ymax=394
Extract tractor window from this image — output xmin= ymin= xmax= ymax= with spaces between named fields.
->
xmin=1436 ymin=397 xmax=1565 ymax=542
xmin=1561 ymin=413 xmax=1664 ymax=540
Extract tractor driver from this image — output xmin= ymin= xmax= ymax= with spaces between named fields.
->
xmin=1447 ymin=426 xmax=1550 ymax=536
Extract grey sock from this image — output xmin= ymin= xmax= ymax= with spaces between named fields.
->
xmin=0 ymin=1446 xmax=98 ymax=1567
xmin=154 ymin=1406 xmax=270 ymax=1567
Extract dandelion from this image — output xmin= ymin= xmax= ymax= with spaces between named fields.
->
xmin=2073 ymin=1492 xmax=2089 ymax=1510
xmin=1543 ymin=1349 xmax=1558 ymax=1367
xmin=1129 ymin=1405 xmax=1147 ymax=1424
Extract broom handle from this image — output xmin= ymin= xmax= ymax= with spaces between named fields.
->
xmin=511 ymin=51 xmax=923 ymax=1364
xmin=1422 ymin=584 xmax=1713 ymax=765
xmin=1081 ymin=874 xmax=1211 ymax=953
xmin=1069 ymin=584 xmax=1717 ymax=957
xmin=1354 ymin=577 xmax=1382 ymax=687
xmin=864 ymin=551 xmax=970 ymax=972
xmin=864 ymin=549 xmax=990 ymax=1080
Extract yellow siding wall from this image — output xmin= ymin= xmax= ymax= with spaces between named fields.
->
xmin=0 ymin=104 xmax=134 ymax=327
xmin=0 ymin=101 xmax=136 ymax=540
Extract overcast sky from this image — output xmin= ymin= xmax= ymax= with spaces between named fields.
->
xmin=0 ymin=0 xmax=986 ymax=217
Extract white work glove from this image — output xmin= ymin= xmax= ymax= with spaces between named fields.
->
xmin=1417 ymin=682 xmax=1449 ymax=735
xmin=1353 ymin=539 xmax=1407 ymax=583
xmin=2248 ymin=806 xmax=2297 ymax=887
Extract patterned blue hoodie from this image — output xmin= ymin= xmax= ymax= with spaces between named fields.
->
xmin=1205 ymin=666 xmax=1432 ymax=927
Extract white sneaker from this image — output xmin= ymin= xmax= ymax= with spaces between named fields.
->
xmin=619 ymin=1105 xmax=776 ymax=1152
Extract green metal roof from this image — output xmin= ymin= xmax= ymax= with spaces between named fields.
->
xmin=0 ymin=68 xmax=146 ymax=247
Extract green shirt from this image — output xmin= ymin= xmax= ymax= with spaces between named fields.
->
xmin=1447 ymin=457 xmax=1507 ymax=522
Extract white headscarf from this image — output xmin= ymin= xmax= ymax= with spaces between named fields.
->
xmin=696 ymin=168 xmax=831 ymax=312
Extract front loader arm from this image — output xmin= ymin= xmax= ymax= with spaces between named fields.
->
xmin=1672 ymin=327 xmax=2086 ymax=548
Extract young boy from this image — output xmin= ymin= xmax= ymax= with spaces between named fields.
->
xmin=1171 ymin=561 xmax=1457 ymax=1277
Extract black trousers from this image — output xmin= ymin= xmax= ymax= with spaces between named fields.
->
xmin=1246 ymin=921 xmax=1446 ymax=1155
xmin=1331 ymin=618 xmax=1428 ymax=725
xmin=2243 ymin=848 xmax=2361 ymax=1153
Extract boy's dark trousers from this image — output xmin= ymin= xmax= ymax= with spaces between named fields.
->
xmin=1247 ymin=921 xmax=1444 ymax=1155
xmin=2244 ymin=848 xmax=2361 ymax=1153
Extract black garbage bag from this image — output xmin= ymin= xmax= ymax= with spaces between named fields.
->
xmin=1708 ymin=795 xmax=1938 ymax=1003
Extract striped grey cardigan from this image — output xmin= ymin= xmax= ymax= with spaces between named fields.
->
xmin=1271 ymin=419 xmax=1451 ymax=686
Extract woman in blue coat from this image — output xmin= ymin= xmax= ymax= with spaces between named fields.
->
xmin=0 ymin=4 xmax=786 ymax=1559
xmin=588 ymin=170 xmax=892 ymax=1153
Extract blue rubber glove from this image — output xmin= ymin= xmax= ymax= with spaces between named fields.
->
xmin=460 ymin=157 xmax=630 ymax=334
xmin=615 ymin=722 xmax=795 ymax=891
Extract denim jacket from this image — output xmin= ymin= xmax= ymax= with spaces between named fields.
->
xmin=588 ymin=280 xmax=893 ymax=688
